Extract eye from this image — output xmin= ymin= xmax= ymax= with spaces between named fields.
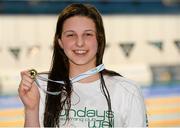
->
xmin=63 ymin=30 xmax=76 ymax=38
xmin=67 ymin=34 xmax=73 ymax=37
xmin=85 ymin=33 xmax=93 ymax=36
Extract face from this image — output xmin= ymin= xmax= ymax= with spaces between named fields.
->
xmin=59 ymin=16 xmax=98 ymax=67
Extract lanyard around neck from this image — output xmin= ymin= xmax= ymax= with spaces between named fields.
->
xmin=33 ymin=64 xmax=105 ymax=85
xmin=29 ymin=64 xmax=105 ymax=95
xmin=70 ymin=64 xmax=104 ymax=83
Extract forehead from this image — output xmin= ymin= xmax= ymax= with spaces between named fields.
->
xmin=62 ymin=16 xmax=96 ymax=32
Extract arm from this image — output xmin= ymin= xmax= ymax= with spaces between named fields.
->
xmin=18 ymin=71 xmax=40 ymax=127
xmin=24 ymin=107 xmax=40 ymax=127
xmin=125 ymin=88 xmax=148 ymax=127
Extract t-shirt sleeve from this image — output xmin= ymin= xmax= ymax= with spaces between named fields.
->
xmin=124 ymin=87 xmax=148 ymax=127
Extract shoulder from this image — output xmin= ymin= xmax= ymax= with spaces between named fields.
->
xmin=104 ymin=75 xmax=143 ymax=98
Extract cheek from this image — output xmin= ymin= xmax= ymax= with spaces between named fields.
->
xmin=59 ymin=43 xmax=72 ymax=57
xmin=90 ymin=40 xmax=98 ymax=54
xmin=61 ymin=39 xmax=72 ymax=51
xmin=63 ymin=44 xmax=72 ymax=54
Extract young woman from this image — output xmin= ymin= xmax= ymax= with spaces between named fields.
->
xmin=18 ymin=3 xmax=147 ymax=127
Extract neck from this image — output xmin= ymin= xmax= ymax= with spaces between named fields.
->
xmin=69 ymin=62 xmax=100 ymax=83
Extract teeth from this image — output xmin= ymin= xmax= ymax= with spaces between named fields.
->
xmin=74 ymin=50 xmax=87 ymax=54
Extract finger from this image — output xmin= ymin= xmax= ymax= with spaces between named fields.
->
xmin=22 ymin=75 xmax=34 ymax=84
xmin=20 ymin=70 xmax=31 ymax=79
xmin=19 ymin=80 xmax=37 ymax=94
xmin=21 ymin=79 xmax=32 ymax=88
xmin=18 ymin=82 xmax=31 ymax=96
xmin=22 ymin=84 xmax=31 ymax=91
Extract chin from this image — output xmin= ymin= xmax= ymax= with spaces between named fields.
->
xmin=72 ymin=62 xmax=89 ymax=66
xmin=69 ymin=56 xmax=96 ymax=66
xmin=70 ymin=60 xmax=95 ymax=66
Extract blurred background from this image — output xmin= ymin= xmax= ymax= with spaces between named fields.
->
xmin=0 ymin=0 xmax=180 ymax=127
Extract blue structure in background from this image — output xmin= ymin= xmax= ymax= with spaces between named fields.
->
xmin=0 ymin=0 xmax=180 ymax=14
xmin=143 ymin=83 xmax=180 ymax=98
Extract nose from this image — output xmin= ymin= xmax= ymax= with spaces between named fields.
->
xmin=76 ymin=37 xmax=84 ymax=47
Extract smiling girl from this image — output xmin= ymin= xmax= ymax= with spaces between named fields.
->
xmin=18 ymin=3 xmax=147 ymax=127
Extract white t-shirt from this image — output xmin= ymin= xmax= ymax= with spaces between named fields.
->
xmin=39 ymin=75 xmax=147 ymax=127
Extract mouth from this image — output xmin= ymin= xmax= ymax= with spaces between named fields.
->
xmin=73 ymin=50 xmax=88 ymax=55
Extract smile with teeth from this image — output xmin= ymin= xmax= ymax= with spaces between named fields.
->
xmin=73 ymin=50 xmax=88 ymax=54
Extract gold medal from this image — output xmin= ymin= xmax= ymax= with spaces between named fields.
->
xmin=29 ymin=69 xmax=37 ymax=79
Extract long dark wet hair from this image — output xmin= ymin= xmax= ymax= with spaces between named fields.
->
xmin=43 ymin=3 xmax=121 ymax=127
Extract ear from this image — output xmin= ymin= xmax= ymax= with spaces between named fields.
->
xmin=58 ymin=39 xmax=64 ymax=49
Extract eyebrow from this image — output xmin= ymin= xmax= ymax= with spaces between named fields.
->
xmin=62 ymin=29 xmax=96 ymax=34
xmin=62 ymin=30 xmax=74 ymax=35
xmin=84 ymin=29 xmax=96 ymax=33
